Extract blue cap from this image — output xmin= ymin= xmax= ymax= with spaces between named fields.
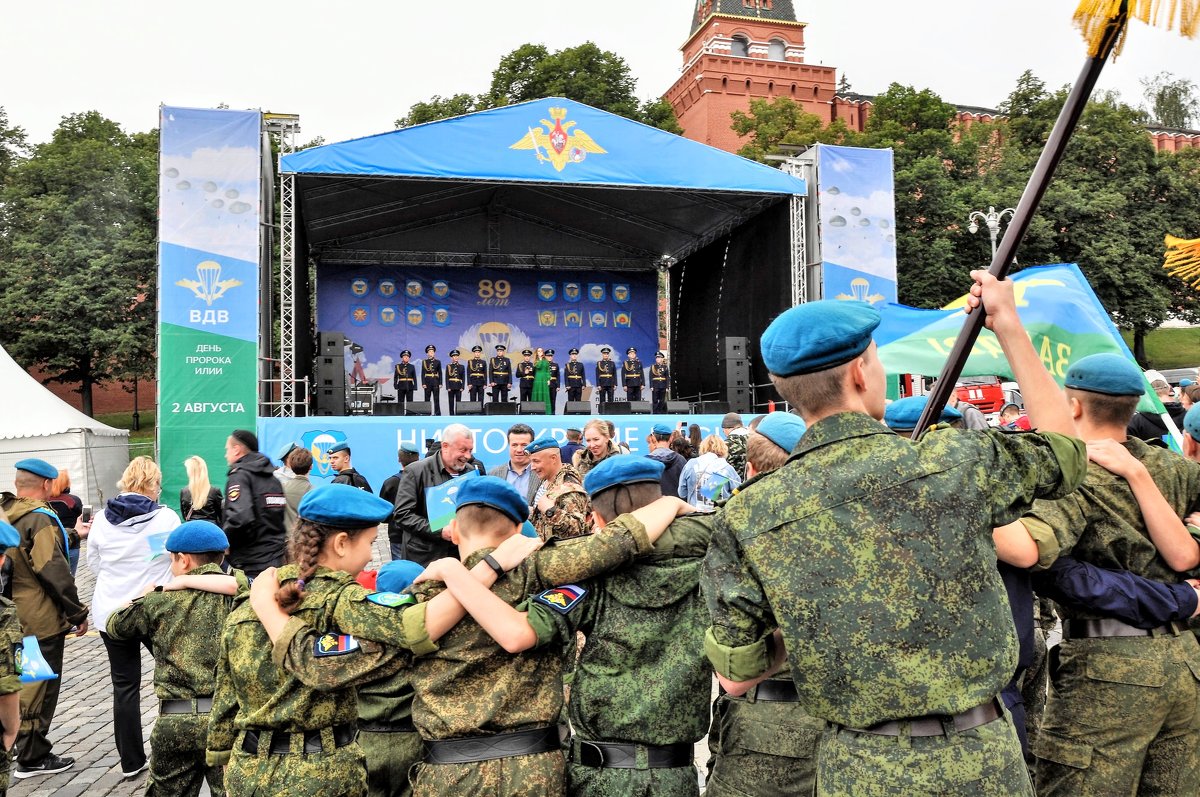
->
xmin=166 ymin=520 xmax=229 ymax=553
xmin=376 ymin=560 xmax=424 ymax=593
xmin=328 ymin=442 xmax=350 ymax=454
xmin=760 ymin=301 xmax=881 ymax=377
xmin=1185 ymin=404 xmax=1200 ymax=441
xmin=884 ymin=396 xmax=963 ymax=431
xmin=277 ymin=442 xmax=299 ymax=463
xmin=455 ymin=476 xmax=528 ymax=524
xmin=400 ymin=442 xmax=420 ymax=455
xmin=1181 ymin=379 xmax=1194 ymax=387
xmin=14 ymin=459 xmax=57 ymax=480
xmin=299 ymin=484 xmax=394 ymax=528
xmin=0 ymin=520 xmax=20 ymax=549
xmin=525 ymin=436 xmax=560 ymax=455
xmin=584 ymin=456 xmax=664 ymax=497
xmin=754 ymin=412 xmax=807 ymax=453
xmin=651 ymin=423 xmax=674 ymax=436
xmin=1064 ymin=353 xmax=1144 ymax=397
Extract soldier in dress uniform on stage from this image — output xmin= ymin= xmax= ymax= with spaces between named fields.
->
xmin=622 ymin=347 xmax=644 ymax=402
xmin=422 ymin=344 xmax=443 ymax=416
xmin=565 ymin=348 xmax=586 ymax=404
xmin=650 ymin=350 xmax=670 ymax=414
xmin=489 ymin=344 xmax=513 ymax=404
xmin=595 ymin=347 xmax=617 ymax=405
xmin=445 ymin=349 xmax=465 ymax=416
xmin=517 ymin=349 xmax=536 ymax=403
xmin=546 ymin=349 xmax=561 ymax=414
xmin=393 ymin=350 xmax=416 ymax=412
xmin=468 ymin=345 xmax=487 ymax=404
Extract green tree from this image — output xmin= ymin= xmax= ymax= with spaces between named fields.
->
xmin=1141 ymin=71 xmax=1199 ymax=129
xmin=0 ymin=106 xmax=29 ymax=188
xmin=730 ymin=97 xmax=849 ymax=161
xmin=395 ymin=94 xmax=483 ymax=128
xmin=0 ymin=112 xmax=158 ymax=416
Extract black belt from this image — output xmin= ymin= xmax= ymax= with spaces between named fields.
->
xmin=847 ymin=698 xmax=1002 ymax=738
xmin=241 ymin=724 xmax=357 ymax=755
xmin=424 ymin=726 xmax=562 ymax=765
xmin=160 ymin=697 xmax=213 ymax=715
xmin=749 ymin=678 xmax=799 ymax=703
xmin=572 ymin=740 xmax=693 ymax=769
xmin=359 ymin=717 xmax=417 ymax=733
xmin=1063 ymin=618 xmax=1187 ymax=639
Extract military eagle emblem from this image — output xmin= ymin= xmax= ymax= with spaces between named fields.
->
xmin=510 ymin=107 xmax=607 ymax=172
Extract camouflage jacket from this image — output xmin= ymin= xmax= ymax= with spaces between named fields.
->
xmin=725 ymin=429 xmax=749 ymax=481
xmin=702 ymin=412 xmax=1086 ymax=729
xmin=107 ymin=564 xmax=247 ymax=701
xmin=403 ymin=514 xmax=652 ymax=740
xmin=1023 ymin=437 xmax=1200 ymax=617
xmin=0 ymin=597 xmax=22 ymax=697
xmin=531 ymin=464 xmax=592 ymax=541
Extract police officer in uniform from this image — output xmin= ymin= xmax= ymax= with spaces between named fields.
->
xmin=565 ymin=348 xmax=586 ymax=404
xmin=595 ymin=347 xmax=617 ymax=405
xmin=393 ymin=350 xmax=416 ymax=413
xmin=517 ymin=349 xmax=536 ymax=403
xmin=489 ymin=344 xmax=513 ymax=404
xmin=622 ymin=347 xmax=644 ymax=402
xmin=546 ymin=349 xmax=561 ymax=414
xmin=421 ymin=345 xmax=442 ymax=416
xmin=650 ymin=351 xmax=670 ymax=414
xmin=445 ymin=349 xmax=465 ymax=416
xmin=467 ymin=345 xmax=487 ymax=404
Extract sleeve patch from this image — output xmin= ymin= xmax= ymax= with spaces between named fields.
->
xmin=12 ymin=643 xmax=22 ymax=674
xmin=313 ymin=633 xmax=360 ymax=658
xmin=533 ymin=584 xmax=587 ymax=615
xmin=227 ymin=484 xmax=241 ymax=502
xmin=367 ymin=591 xmax=417 ymax=608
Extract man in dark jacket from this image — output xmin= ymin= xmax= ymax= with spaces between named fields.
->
xmin=390 ymin=423 xmax=484 ymax=565
xmin=646 ymin=424 xmax=686 ymax=497
xmin=222 ymin=430 xmax=286 ymax=578
xmin=1127 ymin=377 xmax=1187 ymax=444
xmin=329 ymin=441 xmax=373 ymax=492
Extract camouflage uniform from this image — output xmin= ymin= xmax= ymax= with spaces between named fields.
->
xmin=0 ymin=597 xmax=24 ymax=796
xmin=724 ymin=431 xmax=748 ymax=481
xmin=530 ymin=464 xmax=591 ymax=541
xmin=209 ymin=565 xmax=428 ymax=797
xmin=1022 ymin=440 xmax=1200 ymax=796
xmin=403 ymin=514 xmax=655 ymax=797
xmin=106 ymin=563 xmax=247 ymax=797
xmin=703 ymin=414 xmax=1085 ymax=796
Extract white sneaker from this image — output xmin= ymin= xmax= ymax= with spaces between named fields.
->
xmin=121 ymin=761 xmax=149 ymax=779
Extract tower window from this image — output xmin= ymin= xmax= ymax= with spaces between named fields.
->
xmin=730 ymin=35 xmax=749 ymax=57
xmin=813 ymin=85 xmax=819 ymax=98
xmin=791 ymin=84 xmax=797 ymax=95
xmin=768 ymin=39 xmax=786 ymax=61
xmin=768 ymin=81 xmax=774 ymax=93
xmin=746 ymin=79 xmax=752 ymax=90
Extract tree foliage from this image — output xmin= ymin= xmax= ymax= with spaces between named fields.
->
xmin=1141 ymin=71 xmax=1199 ymax=129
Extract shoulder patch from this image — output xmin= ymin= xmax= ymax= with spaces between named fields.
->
xmin=12 ymin=643 xmax=23 ymax=674
xmin=533 ymin=584 xmax=587 ymax=615
xmin=367 ymin=591 xmax=416 ymax=608
xmin=227 ymin=484 xmax=241 ymax=502
xmin=313 ymin=633 xmax=360 ymax=658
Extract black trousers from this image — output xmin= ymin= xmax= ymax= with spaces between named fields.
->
xmin=566 ymin=386 xmax=583 ymax=402
xmin=519 ymin=384 xmax=533 ymax=402
xmin=423 ymin=386 xmax=442 ymax=414
xmin=101 ymin=632 xmax=152 ymax=772
xmin=468 ymin=385 xmax=485 ymax=403
xmin=491 ymin=386 xmax=510 ymax=403
xmin=16 ymin=632 xmax=66 ymax=766
xmin=548 ymin=388 xmax=558 ymax=414
xmin=447 ymin=390 xmax=462 ymax=415
xmin=397 ymin=389 xmax=414 ymax=411
xmin=625 ymin=386 xmax=643 ymax=402
xmin=598 ymin=386 xmax=615 ymax=404
xmin=652 ymin=389 xmax=667 ymax=414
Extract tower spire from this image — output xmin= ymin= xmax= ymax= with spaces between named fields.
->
xmin=690 ymin=0 xmax=799 ymax=37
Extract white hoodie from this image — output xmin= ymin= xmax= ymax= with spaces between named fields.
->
xmin=86 ymin=492 xmax=179 ymax=633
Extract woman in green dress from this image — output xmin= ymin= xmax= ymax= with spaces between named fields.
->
xmin=531 ymin=347 xmax=552 ymax=414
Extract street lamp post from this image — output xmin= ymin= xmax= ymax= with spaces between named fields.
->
xmin=967 ymin=206 xmax=1016 ymax=258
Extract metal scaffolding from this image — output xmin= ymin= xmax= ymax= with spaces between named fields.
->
xmin=265 ymin=113 xmax=302 ymax=417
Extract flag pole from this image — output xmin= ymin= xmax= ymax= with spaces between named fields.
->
xmin=913 ymin=3 xmax=1130 ymax=439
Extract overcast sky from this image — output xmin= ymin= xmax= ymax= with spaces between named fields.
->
xmin=5 ymin=1 xmax=1199 ymax=146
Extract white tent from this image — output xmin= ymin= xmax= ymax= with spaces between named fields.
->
xmin=0 ymin=345 xmax=130 ymax=507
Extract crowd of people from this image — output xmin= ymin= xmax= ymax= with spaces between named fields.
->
xmin=2 ymin=272 xmax=1200 ymax=796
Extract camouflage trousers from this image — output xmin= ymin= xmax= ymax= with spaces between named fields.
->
xmin=704 ymin=694 xmax=823 ymax=797
xmin=1033 ymin=633 xmax=1200 ymax=796
xmin=147 ymin=714 xmax=225 ymax=797
xmin=568 ymin=761 xmax=698 ymax=797
xmin=411 ymin=749 xmax=564 ymax=797
xmin=1020 ymin=597 xmax=1056 ymax=763
xmin=224 ymin=738 xmax=367 ymax=797
xmin=0 ymin=744 xmax=10 ymax=795
xmin=359 ymin=729 xmax=422 ymax=797
xmin=817 ymin=712 xmax=1033 ymax=797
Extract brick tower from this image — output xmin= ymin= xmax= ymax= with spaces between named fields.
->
xmin=665 ymin=0 xmax=840 ymax=153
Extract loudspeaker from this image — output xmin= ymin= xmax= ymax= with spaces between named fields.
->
xmin=665 ymin=401 xmax=691 ymax=414
xmin=404 ymin=401 xmax=433 ymax=416
xmin=374 ymin=402 xmax=402 ymax=417
xmin=719 ymin=359 xmax=750 ymax=390
xmin=565 ymin=401 xmax=591 ymax=415
xmin=315 ymin=355 xmax=346 ymax=390
xmin=485 ymin=402 xmax=519 ymax=416
xmin=726 ymin=387 xmax=752 ymax=414
xmin=315 ymin=386 xmax=344 ymax=416
xmin=628 ymin=401 xmax=652 ymax=415
xmin=722 ymin=336 xmax=749 ymax=360
xmin=519 ymin=403 xmax=548 ymax=415
xmin=600 ymin=402 xmax=631 ymax=416
xmin=319 ymin=331 xmax=346 ymax=355
xmin=455 ymin=401 xmax=484 ymax=416
xmin=695 ymin=400 xmax=731 ymax=414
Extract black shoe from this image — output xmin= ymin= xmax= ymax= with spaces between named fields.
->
xmin=13 ymin=753 xmax=75 ymax=778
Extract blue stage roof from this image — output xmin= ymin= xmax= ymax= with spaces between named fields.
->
xmin=282 ymin=98 xmax=806 ymax=196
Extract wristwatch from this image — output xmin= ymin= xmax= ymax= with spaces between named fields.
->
xmin=544 ymin=506 xmax=559 ymax=519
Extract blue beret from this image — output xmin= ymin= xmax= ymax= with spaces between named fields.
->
xmin=584 ymin=456 xmax=665 ymax=497
xmin=760 ymin=301 xmax=881 ymax=377
xmin=400 ymin=442 xmax=420 ymax=455
xmin=455 ymin=476 xmax=528 ymax=524
xmin=884 ymin=396 xmax=962 ymax=430
xmin=651 ymin=423 xmax=673 ymax=436
xmin=376 ymin=560 xmax=424 ymax=593
xmin=1181 ymin=379 xmax=1194 ymax=387
xmin=166 ymin=520 xmax=229 ymax=553
xmin=328 ymin=442 xmax=350 ymax=454
xmin=525 ymin=436 xmax=561 ymax=455
xmin=277 ymin=442 xmax=299 ymax=462
xmin=1064 ymin=353 xmax=1144 ymax=397
xmin=1185 ymin=404 xmax=1200 ymax=441
xmin=754 ymin=412 xmax=807 ymax=453
xmin=299 ymin=484 xmax=394 ymax=528
xmin=14 ymin=459 xmax=57 ymax=480
xmin=0 ymin=520 xmax=20 ymax=549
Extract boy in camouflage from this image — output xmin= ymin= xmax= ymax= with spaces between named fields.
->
xmin=0 ymin=518 xmax=24 ymax=797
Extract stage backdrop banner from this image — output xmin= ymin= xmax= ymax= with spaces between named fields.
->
xmin=316 ymin=265 xmax=659 ymax=391
xmin=258 ymin=415 xmax=730 ymax=492
xmin=817 ymin=145 xmax=898 ymax=306
xmin=157 ymin=107 xmax=262 ymax=500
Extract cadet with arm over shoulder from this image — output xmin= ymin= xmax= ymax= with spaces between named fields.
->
xmin=703 ymin=272 xmax=1087 ymax=796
